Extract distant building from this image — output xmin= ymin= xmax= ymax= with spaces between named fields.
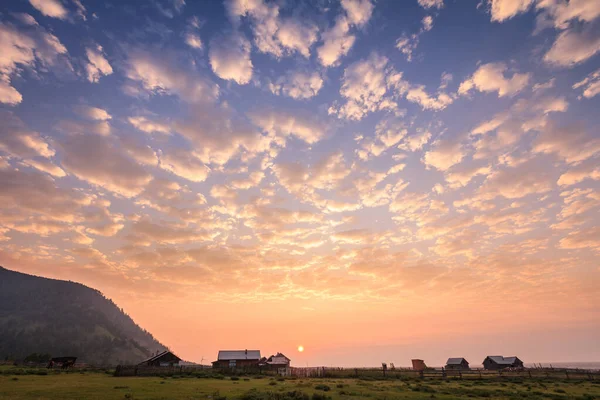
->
xmin=47 ymin=356 xmax=77 ymax=369
xmin=445 ymin=358 xmax=470 ymax=370
xmin=483 ymin=356 xmax=524 ymax=370
xmin=138 ymin=350 xmax=181 ymax=367
xmin=212 ymin=350 xmax=261 ymax=369
xmin=411 ymin=359 xmax=427 ymax=371
xmin=266 ymin=352 xmax=290 ymax=367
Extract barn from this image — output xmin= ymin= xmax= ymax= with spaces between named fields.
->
xmin=445 ymin=357 xmax=470 ymax=370
xmin=483 ymin=356 xmax=524 ymax=370
xmin=138 ymin=350 xmax=181 ymax=367
xmin=212 ymin=350 xmax=261 ymax=369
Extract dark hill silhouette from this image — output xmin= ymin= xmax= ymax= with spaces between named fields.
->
xmin=0 ymin=266 xmax=166 ymax=365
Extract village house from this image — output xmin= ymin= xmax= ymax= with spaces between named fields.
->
xmin=212 ymin=350 xmax=261 ymax=369
xmin=265 ymin=352 xmax=291 ymax=367
xmin=138 ymin=350 xmax=181 ymax=367
xmin=445 ymin=358 xmax=470 ymax=370
xmin=483 ymin=356 xmax=524 ymax=370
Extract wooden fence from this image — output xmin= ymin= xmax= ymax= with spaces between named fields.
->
xmin=114 ymin=364 xmax=600 ymax=381
xmin=289 ymin=367 xmax=600 ymax=381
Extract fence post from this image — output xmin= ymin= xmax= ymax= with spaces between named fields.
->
xmin=459 ymin=370 xmax=462 ymax=380
xmin=479 ymin=369 xmax=482 ymax=379
xmin=566 ymin=371 xmax=569 ymax=380
xmin=528 ymin=370 xmax=531 ymax=378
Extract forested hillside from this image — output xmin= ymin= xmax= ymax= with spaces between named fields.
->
xmin=0 ymin=266 xmax=166 ymax=365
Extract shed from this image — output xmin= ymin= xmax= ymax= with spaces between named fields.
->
xmin=212 ymin=349 xmax=261 ymax=369
xmin=445 ymin=358 xmax=470 ymax=370
xmin=483 ymin=356 xmax=524 ymax=370
xmin=138 ymin=350 xmax=181 ymax=367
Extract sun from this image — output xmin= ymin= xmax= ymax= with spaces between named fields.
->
xmin=297 ymin=345 xmax=304 ymax=352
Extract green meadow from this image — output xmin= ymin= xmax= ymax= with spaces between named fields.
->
xmin=1 ymin=368 xmax=599 ymax=400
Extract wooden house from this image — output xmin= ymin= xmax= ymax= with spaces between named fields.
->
xmin=266 ymin=352 xmax=290 ymax=367
xmin=212 ymin=350 xmax=261 ymax=369
xmin=483 ymin=356 xmax=524 ymax=370
xmin=445 ymin=358 xmax=470 ymax=370
xmin=138 ymin=350 xmax=181 ymax=367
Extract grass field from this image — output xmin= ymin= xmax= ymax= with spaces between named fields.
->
xmin=1 ymin=368 xmax=599 ymax=400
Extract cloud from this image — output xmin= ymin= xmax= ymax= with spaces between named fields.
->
xmin=0 ymin=17 xmax=69 ymax=105
xmin=29 ymin=0 xmax=68 ymax=20
xmin=0 ymin=167 xmax=91 ymax=222
xmin=159 ymin=147 xmax=211 ymax=182
xmin=209 ymin=33 xmax=253 ymax=85
xmin=174 ymin=103 xmax=270 ymax=165
xmin=184 ymin=33 xmax=203 ymax=49
xmin=488 ymin=0 xmax=534 ymax=22
xmin=22 ymin=158 xmax=66 ymax=177
xmin=396 ymin=15 xmax=435 ymax=62
xmin=544 ymin=25 xmax=600 ymax=67
xmin=418 ymin=0 xmax=444 ymax=9
xmin=85 ymin=45 xmax=113 ymax=83
xmin=128 ymin=116 xmax=171 ymax=135
xmin=423 ymin=134 xmax=466 ymax=171
xmin=331 ymin=53 xmax=390 ymax=120
xmin=558 ymin=158 xmax=600 ymax=186
xmin=533 ymin=122 xmax=600 ymax=164
xmin=559 ymin=225 xmax=600 ymax=250
xmin=0 ymin=78 xmax=22 ymax=105
xmin=0 ymin=111 xmax=54 ymax=158
xmin=75 ymin=106 xmax=111 ymax=121
xmin=269 ymin=70 xmax=323 ymax=100
xmin=317 ymin=0 xmax=374 ymax=67
xmin=125 ymin=48 xmax=218 ymax=103
xmin=445 ymin=163 xmax=491 ymax=188
xmin=58 ymin=134 xmax=152 ymax=197
xmin=226 ymin=0 xmax=318 ymax=59
xmin=459 ymin=62 xmax=530 ymax=97
xmin=478 ymin=159 xmax=555 ymax=200
xmin=249 ymin=108 xmax=327 ymax=145
xmin=398 ymin=129 xmax=432 ymax=151
xmin=573 ymin=69 xmax=600 ymax=98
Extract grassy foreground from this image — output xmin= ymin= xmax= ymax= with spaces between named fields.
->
xmin=1 ymin=368 xmax=599 ymax=400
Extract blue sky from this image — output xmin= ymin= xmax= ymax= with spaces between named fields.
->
xmin=1 ymin=0 xmax=599 ymax=365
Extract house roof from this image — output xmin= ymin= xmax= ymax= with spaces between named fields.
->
xmin=486 ymin=356 xmax=517 ymax=365
xmin=446 ymin=358 xmax=468 ymax=365
xmin=267 ymin=352 xmax=291 ymax=364
xmin=139 ymin=350 xmax=180 ymax=365
xmin=217 ymin=350 xmax=261 ymax=361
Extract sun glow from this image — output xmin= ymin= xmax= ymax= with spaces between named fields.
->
xmin=298 ymin=345 xmax=304 ymax=352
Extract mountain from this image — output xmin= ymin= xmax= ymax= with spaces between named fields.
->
xmin=0 ymin=266 xmax=167 ymax=365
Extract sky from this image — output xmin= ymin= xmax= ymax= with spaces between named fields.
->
xmin=0 ymin=0 xmax=599 ymax=367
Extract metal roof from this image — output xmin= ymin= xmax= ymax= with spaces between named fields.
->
xmin=486 ymin=356 xmax=514 ymax=365
xmin=446 ymin=358 xmax=468 ymax=365
xmin=217 ymin=350 xmax=261 ymax=360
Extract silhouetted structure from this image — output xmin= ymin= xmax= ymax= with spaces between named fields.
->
xmin=48 ymin=356 xmax=77 ymax=369
xmin=411 ymin=359 xmax=427 ymax=371
xmin=445 ymin=357 xmax=470 ymax=370
xmin=483 ymin=356 xmax=524 ymax=370
xmin=212 ymin=349 xmax=261 ymax=368
xmin=138 ymin=350 xmax=181 ymax=367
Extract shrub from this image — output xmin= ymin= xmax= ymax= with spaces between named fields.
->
xmin=230 ymin=376 xmax=240 ymax=381
xmin=269 ymin=381 xmax=277 ymax=386
xmin=314 ymin=384 xmax=331 ymax=392
xmin=311 ymin=393 xmax=332 ymax=400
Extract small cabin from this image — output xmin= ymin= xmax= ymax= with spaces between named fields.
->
xmin=483 ymin=356 xmax=524 ymax=370
xmin=266 ymin=352 xmax=290 ymax=367
xmin=445 ymin=358 xmax=470 ymax=370
xmin=138 ymin=350 xmax=181 ymax=367
xmin=212 ymin=350 xmax=261 ymax=369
